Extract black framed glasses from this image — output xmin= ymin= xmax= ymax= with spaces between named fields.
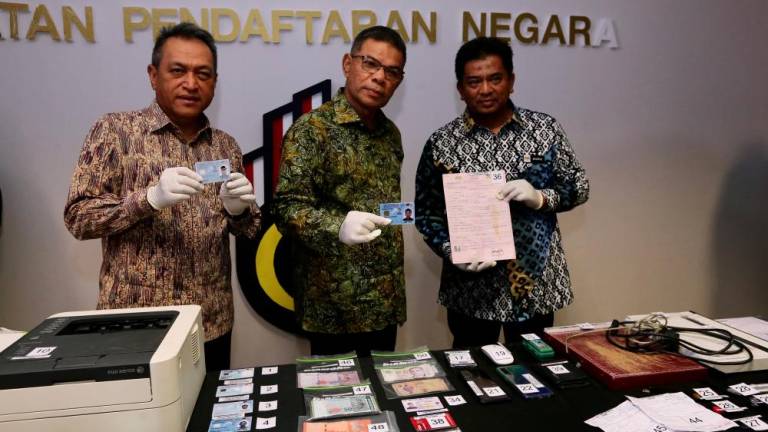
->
xmin=351 ymin=54 xmax=404 ymax=81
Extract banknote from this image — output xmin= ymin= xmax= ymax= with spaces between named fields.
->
xmin=301 ymin=418 xmax=372 ymax=432
xmin=309 ymin=395 xmax=379 ymax=419
xmin=379 ymin=363 xmax=440 ymax=383
xmin=298 ymin=371 xmax=361 ymax=388
xmin=392 ymin=378 xmax=450 ymax=397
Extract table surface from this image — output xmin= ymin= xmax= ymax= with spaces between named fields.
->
xmin=188 ymin=343 xmax=768 ymax=432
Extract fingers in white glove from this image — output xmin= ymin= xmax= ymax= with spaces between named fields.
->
xmin=224 ymin=173 xmax=249 ymax=190
xmin=364 ymin=229 xmax=383 ymax=242
xmin=497 ymin=179 xmax=543 ymax=209
xmin=456 ymin=261 xmax=497 ymax=272
xmin=238 ymin=194 xmax=257 ymax=203
xmin=367 ymin=214 xmax=392 ymax=226
xmin=339 ymin=211 xmax=391 ymax=245
xmin=225 ymin=185 xmax=253 ymax=196
xmin=174 ymin=176 xmax=204 ymax=193
xmin=175 ymin=167 xmax=204 ymax=184
xmin=219 ymin=172 xmax=255 ymax=216
xmin=476 ymin=261 xmax=497 ymax=271
xmin=147 ymin=167 xmax=204 ymax=210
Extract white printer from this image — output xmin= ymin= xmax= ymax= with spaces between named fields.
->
xmin=0 ymin=305 xmax=206 ymax=432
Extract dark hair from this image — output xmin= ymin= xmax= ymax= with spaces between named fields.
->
xmin=351 ymin=26 xmax=407 ymax=65
xmin=152 ymin=22 xmax=217 ymax=72
xmin=455 ymin=37 xmax=513 ymax=82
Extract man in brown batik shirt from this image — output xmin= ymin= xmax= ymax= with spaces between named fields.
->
xmin=64 ymin=23 xmax=260 ymax=371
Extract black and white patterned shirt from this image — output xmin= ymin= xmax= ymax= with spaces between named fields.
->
xmin=414 ymin=103 xmax=589 ymax=322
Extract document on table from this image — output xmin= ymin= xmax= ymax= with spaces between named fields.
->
xmin=587 ymin=392 xmax=737 ymax=432
xmin=585 ymin=401 xmax=669 ymax=432
xmin=718 ymin=316 xmax=768 ymax=342
xmin=627 ymin=392 xmax=736 ymax=431
xmin=442 ymin=171 xmax=515 ymax=264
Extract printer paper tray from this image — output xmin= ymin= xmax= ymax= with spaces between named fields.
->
xmin=0 ymin=378 xmax=151 ymax=417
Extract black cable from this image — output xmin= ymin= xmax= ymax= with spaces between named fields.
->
xmin=605 ymin=320 xmax=754 ymax=366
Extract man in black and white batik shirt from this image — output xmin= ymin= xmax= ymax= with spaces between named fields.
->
xmin=415 ymin=37 xmax=589 ymax=348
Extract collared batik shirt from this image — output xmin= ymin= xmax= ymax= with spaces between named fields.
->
xmin=272 ymin=90 xmax=406 ymax=334
xmin=415 ymin=104 xmax=589 ymax=322
xmin=64 ymin=102 xmax=261 ymax=341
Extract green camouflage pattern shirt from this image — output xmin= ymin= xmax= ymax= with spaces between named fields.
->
xmin=272 ymin=90 xmax=406 ymax=334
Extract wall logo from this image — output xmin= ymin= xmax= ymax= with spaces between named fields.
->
xmin=236 ymin=80 xmax=332 ymax=334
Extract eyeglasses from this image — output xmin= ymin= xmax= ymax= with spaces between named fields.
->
xmin=351 ymin=54 xmax=404 ymax=81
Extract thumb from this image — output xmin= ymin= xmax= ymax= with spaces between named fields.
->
xmin=497 ymin=184 xmax=514 ymax=201
xmin=366 ymin=213 xmax=392 ymax=226
xmin=363 ymin=229 xmax=383 ymax=242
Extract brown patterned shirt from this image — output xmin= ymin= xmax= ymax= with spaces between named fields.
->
xmin=64 ymin=102 xmax=261 ymax=341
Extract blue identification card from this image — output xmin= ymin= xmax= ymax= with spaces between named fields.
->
xmin=195 ymin=159 xmax=231 ymax=184
xmin=208 ymin=416 xmax=251 ymax=432
xmin=379 ymin=202 xmax=415 ymax=225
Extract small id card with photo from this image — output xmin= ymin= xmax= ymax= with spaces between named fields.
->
xmin=220 ymin=368 xmax=255 ymax=381
xmin=379 ymin=202 xmax=415 ymax=225
xmin=212 ymin=400 xmax=254 ymax=420
xmin=208 ymin=416 xmax=251 ymax=432
xmin=216 ymin=383 xmax=254 ymax=398
xmin=401 ymin=396 xmax=444 ymax=413
xmin=195 ymin=159 xmax=231 ymax=184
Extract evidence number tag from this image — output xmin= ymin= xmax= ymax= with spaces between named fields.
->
xmin=547 ymin=364 xmax=570 ymax=375
xmin=353 ymin=385 xmax=372 ymax=395
xmin=729 ymin=383 xmax=758 ymax=396
xmin=27 ymin=347 xmax=56 ymax=357
xmin=414 ymin=352 xmax=432 ymax=360
xmin=516 ymin=384 xmax=539 ymax=394
xmin=448 ymin=351 xmax=472 ymax=363
xmin=483 ymin=386 xmax=506 ymax=397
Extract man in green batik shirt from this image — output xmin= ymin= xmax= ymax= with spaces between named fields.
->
xmin=273 ymin=26 xmax=407 ymax=356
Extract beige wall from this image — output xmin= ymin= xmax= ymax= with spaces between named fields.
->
xmin=1 ymin=0 xmax=767 ymax=368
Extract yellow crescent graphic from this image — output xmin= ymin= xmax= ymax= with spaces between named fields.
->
xmin=255 ymin=224 xmax=295 ymax=311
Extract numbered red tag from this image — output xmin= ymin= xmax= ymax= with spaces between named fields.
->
xmin=409 ymin=412 xmax=457 ymax=431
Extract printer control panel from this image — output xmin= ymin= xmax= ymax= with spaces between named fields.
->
xmin=59 ymin=316 xmax=174 ymax=335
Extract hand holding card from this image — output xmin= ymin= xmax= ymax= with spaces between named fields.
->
xmin=220 ymin=173 xmax=257 ymax=216
xmin=339 ymin=211 xmax=391 ymax=245
xmin=147 ymin=167 xmax=204 ymax=210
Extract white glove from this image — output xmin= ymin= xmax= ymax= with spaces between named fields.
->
xmin=455 ymin=261 xmax=497 ymax=272
xmin=497 ymin=179 xmax=544 ymax=209
xmin=339 ymin=211 xmax=391 ymax=245
xmin=147 ymin=167 xmax=203 ymax=210
xmin=219 ymin=172 xmax=257 ymax=216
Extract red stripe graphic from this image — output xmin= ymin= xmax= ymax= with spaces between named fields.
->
xmin=270 ymin=116 xmax=284 ymax=194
